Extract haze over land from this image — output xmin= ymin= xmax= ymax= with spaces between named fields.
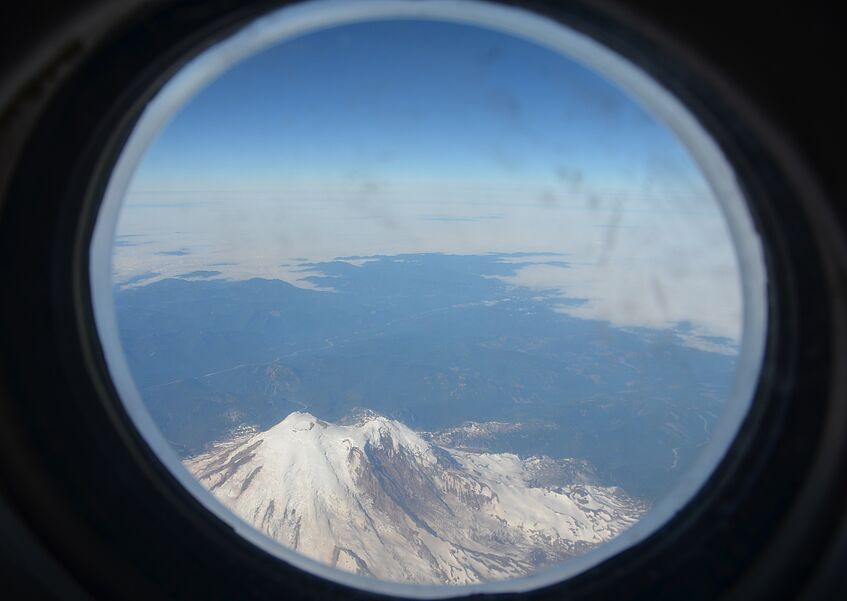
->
xmin=116 ymin=252 xmax=736 ymax=502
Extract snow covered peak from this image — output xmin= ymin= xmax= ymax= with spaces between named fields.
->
xmin=186 ymin=412 xmax=645 ymax=585
xmin=273 ymin=411 xmax=324 ymax=430
xmin=265 ymin=410 xmax=431 ymax=456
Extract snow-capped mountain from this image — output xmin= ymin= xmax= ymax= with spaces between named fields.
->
xmin=185 ymin=412 xmax=645 ymax=585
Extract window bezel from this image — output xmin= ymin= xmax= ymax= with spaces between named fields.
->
xmin=0 ymin=1 xmax=844 ymax=600
xmin=87 ymin=1 xmax=768 ymax=597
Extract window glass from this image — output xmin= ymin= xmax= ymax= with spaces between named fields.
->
xmin=91 ymin=2 xmax=766 ymax=595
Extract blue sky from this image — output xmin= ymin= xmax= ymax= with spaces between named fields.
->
xmin=118 ymin=18 xmax=740 ymax=345
xmin=133 ymin=19 xmax=701 ymax=195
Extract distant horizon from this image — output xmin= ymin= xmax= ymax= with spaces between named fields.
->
xmin=114 ymin=18 xmax=742 ymax=344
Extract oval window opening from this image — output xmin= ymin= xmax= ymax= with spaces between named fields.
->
xmin=90 ymin=1 xmax=767 ymax=597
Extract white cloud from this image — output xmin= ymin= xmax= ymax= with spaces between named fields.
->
xmin=113 ymin=183 xmax=744 ymax=348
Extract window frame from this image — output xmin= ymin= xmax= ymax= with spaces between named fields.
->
xmin=0 ymin=1 xmax=845 ymax=600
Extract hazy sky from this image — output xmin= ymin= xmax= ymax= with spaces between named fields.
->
xmin=116 ymin=19 xmax=741 ymax=346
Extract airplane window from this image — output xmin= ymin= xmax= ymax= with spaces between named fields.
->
xmin=88 ymin=1 xmax=766 ymax=597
